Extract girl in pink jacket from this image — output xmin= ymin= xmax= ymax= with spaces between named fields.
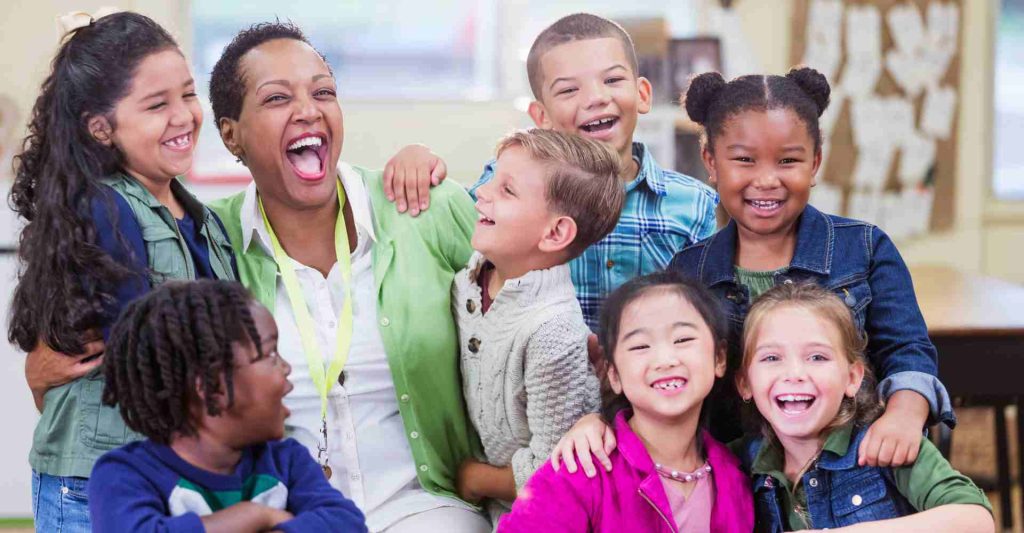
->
xmin=499 ymin=272 xmax=754 ymax=532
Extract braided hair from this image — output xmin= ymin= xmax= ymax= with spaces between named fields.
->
xmin=102 ymin=280 xmax=263 ymax=444
xmin=683 ymin=67 xmax=831 ymax=154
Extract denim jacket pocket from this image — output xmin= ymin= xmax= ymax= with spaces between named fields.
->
xmin=77 ymin=373 xmax=135 ymax=449
xmin=141 ymin=225 xmax=187 ymax=283
xmin=832 ymin=280 xmax=872 ymax=329
xmin=829 ymin=469 xmax=898 ymax=526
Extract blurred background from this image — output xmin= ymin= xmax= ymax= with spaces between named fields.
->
xmin=0 ymin=0 xmax=1022 ymax=528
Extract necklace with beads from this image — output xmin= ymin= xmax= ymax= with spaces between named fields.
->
xmin=653 ymin=461 xmax=712 ymax=483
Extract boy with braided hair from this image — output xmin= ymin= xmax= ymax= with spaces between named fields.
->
xmin=89 ymin=280 xmax=366 ymax=533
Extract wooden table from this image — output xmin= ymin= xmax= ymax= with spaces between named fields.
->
xmin=911 ymin=265 xmax=1024 ymax=530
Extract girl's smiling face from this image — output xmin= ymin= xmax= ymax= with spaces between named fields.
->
xmin=703 ymin=108 xmax=821 ymax=241
xmin=107 ymin=49 xmax=201 ymax=184
xmin=739 ymin=304 xmax=864 ymax=445
xmin=608 ymin=289 xmax=725 ymax=424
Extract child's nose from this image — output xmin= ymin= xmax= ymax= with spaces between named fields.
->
xmin=583 ymin=83 xmax=612 ymax=109
xmin=476 ymin=181 xmax=493 ymax=202
xmin=782 ymin=358 xmax=807 ymax=381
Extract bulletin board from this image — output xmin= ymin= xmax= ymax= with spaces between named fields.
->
xmin=790 ymin=0 xmax=962 ymax=237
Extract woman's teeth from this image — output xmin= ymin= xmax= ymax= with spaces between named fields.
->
xmin=287 ymin=136 xmax=323 ymax=151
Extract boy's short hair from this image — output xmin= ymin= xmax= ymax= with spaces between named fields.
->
xmin=526 ymin=13 xmax=639 ymax=99
xmin=496 ymin=129 xmax=625 ymax=258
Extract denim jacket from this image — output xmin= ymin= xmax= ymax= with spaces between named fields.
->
xmin=741 ymin=426 xmax=915 ymax=532
xmin=669 ymin=204 xmax=955 ymax=430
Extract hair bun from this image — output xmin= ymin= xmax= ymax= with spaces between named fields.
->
xmin=684 ymin=71 xmax=727 ymax=125
xmin=785 ymin=67 xmax=831 ymax=117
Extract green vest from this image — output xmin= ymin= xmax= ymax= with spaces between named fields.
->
xmin=209 ymin=166 xmax=483 ymax=504
xmin=30 ymin=175 xmax=237 ymax=478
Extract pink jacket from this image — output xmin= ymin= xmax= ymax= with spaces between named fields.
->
xmin=498 ymin=410 xmax=754 ymax=533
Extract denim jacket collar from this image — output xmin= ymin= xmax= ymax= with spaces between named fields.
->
xmin=697 ymin=204 xmax=834 ymax=287
xmin=816 ymin=423 xmax=867 ymax=471
xmin=112 ymin=173 xmax=208 ymax=224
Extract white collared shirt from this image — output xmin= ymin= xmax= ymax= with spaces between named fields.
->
xmin=239 ymin=164 xmax=472 ymax=531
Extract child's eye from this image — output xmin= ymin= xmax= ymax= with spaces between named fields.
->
xmin=147 ymin=102 xmax=166 ymax=111
xmin=759 ymin=353 xmax=780 ymax=362
xmin=605 ymin=77 xmax=625 ymax=84
xmin=674 ymin=337 xmax=695 ymax=344
xmin=779 ymin=158 xmax=800 ymax=165
xmin=627 ymin=343 xmax=650 ymax=352
xmin=503 ymin=185 xmax=515 ymax=197
xmin=809 ymin=353 xmax=829 ymax=362
xmin=183 ymin=92 xmax=198 ymax=99
xmin=556 ymin=87 xmax=577 ymax=96
xmin=732 ymin=156 xmax=754 ymax=163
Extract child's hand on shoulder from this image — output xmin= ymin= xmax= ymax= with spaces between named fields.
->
xmin=383 ymin=144 xmax=448 ymax=217
xmin=858 ymin=390 xmax=930 ymax=467
xmin=550 ymin=413 xmax=616 ymax=478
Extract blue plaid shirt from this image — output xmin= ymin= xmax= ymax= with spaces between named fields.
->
xmin=469 ymin=142 xmax=719 ymax=331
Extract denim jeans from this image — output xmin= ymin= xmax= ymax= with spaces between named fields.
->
xmin=32 ymin=470 xmax=91 ymax=533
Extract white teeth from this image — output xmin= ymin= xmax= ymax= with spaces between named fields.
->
xmin=777 ymin=394 xmax=814 ymax=402
xmin=287 ymin=136 xmax=323 ymax=151
xmin=749 ymin=199 xmax=781 ymax=209
xmin=163 ymin=134 xmax=190 ymax=147
xmin=583 ymin=117 xmax=615 ymax=127
xmin=653 ymin=379 xmax=685 ymax=390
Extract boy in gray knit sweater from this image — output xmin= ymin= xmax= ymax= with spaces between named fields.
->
xmin=453 ymin=129 xmax=625 ymax=521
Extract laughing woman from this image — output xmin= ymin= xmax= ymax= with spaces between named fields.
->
xmin=207 ymin=23 xmax=491 ymax=532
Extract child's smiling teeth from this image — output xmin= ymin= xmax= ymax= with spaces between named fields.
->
xmin=776 ymin=394 xmax=815 ymax=414
xmin=748 ymin=199 xmax=782 ymax=210
xmin=580 ymin=117 xmax=616 ymax=132
xmin=652 ymin=378 xmax=686 ymax=390
xmin=162 ymin=133 xmax=191 ymax=149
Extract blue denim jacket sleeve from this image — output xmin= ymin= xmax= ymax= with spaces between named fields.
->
xmin=467 ymin=158 xmax=497 ymax=201
xmin=865 ymin=226 xmax=954 ymax=426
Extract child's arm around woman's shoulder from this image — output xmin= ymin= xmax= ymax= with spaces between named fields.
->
xmin=858 ymin=225 xmax=954 ymax=467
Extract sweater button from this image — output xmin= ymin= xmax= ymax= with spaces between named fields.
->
xmin=468 ymin=337 xmax=481 ymax=353
xmin=419 ymin=464 xmax=429 ymax=472
xmin=380 ymin=316 xmax=390 ymax=327
xmin=400 ymin=394 xmax=410 ymax=403
xmin=466 ymin=299 xmax=477 ymax=313
xmin=410 ymin=431 xmax=419 ymax=439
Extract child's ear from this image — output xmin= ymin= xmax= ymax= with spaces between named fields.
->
xmin=607 ymin=364 xmax=623 ymax=395
xmin=845 ymin=360 xmax=866 ymax=398
xmin=87 ymin=115 xmax=113 ymax=146
xmin=527 ymin=100 xmax=552 ymax=129
xmin=701 ymin=146 xmax=717 ymax=186
xmin=735 ymin=371 xmax=752 ymax=403
xmin=218 ymin=117 xmax=246 ymax=165
xmin=538 ymin=215 xmax=577 ymax=254
xmin=810 ymin=148 xmax=823 ymax=187
xmin=636 ymin=76 xmax=653 ymax=115
xmin=714 ymin=347 xmax=727 ymax=379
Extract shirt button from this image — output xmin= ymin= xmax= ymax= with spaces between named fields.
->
xmin=808 ymin=477 xmax=818 ymax=488
xmin=419 ymin=464 xmax=429 ymax=472
xmin=410 ymin=431 xmax=419 ymax=439
xmin=852 ymin=494 xmax=863 ymax=506
xmin=400 ymin=394 xmax=410 ymax=403
xmin=328 ymin=321 xmax=336 ymax=328
xmin=351 ymin=473 xmax=361 ymax=482
xmin=466 ymin=299 xmax=477 ymax=313
xmin=606 ymin=259 xmax=614 ymax=269
xmin=468 ymin=337 xmax=481 ymax=353
xmin=380 ymin=316 xmax=390 ymax=327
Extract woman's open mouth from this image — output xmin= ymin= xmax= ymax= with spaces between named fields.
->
xmin=285 ymin=133 xmax=328 ymax=180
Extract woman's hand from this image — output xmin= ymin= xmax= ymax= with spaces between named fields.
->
xmin=383 ymin=144 xmax=448 ymax=216
xmin=859 ymin=390 xmax=929 ymax=467
xmin=549 ymin=413 xmax=616 ymax=478
xmin=26 ymin=337 xmax=105 ymax=412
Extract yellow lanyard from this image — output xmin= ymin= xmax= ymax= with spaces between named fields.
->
xmin=258 ymin=182 xmax=353 ymax=419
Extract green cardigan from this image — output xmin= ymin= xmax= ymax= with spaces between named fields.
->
xmin=209 ymin=167 xmax=482 ymax=503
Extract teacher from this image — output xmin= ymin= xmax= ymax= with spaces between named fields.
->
xmin=207 ymin=22 xmax=489 ymax=532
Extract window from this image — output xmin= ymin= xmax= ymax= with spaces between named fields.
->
xmin=993 ymin=0 xmax=1024 ymax=199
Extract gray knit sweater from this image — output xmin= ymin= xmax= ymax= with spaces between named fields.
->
xmin=453 ymin=252 xmax=600 ymax=516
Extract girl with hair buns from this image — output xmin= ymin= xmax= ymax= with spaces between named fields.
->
xmin=551 ymin=68 xmax=953 ymax=494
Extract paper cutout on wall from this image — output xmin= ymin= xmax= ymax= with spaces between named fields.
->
xmin=802 ymin=0 xmax=844 ymax=81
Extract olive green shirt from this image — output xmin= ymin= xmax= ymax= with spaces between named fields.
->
xmin=744 ymin=423 xmax=992 ymax=530
xmin=734 ymin=266 xmax=787 ymax=302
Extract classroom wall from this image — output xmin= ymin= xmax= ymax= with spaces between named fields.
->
xmin=0 ymin=0 xmax=1019 ymax=519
